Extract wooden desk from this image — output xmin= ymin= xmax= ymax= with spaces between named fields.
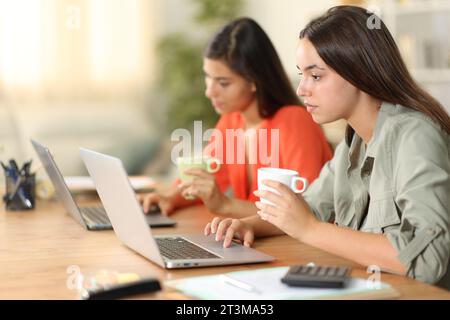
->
xmin=0 ymin=199 xmax=449 ymax=299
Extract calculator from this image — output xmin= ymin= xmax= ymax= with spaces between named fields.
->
xmin=281 ymin=265 xmax=351 ymax=288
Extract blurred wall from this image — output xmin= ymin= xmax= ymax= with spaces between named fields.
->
xmin=244 ymin=0 xmax=337 ymax=79
xmin=0 ymin=0 xmax=164 ymax=179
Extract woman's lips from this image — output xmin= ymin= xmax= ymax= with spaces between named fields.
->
xmin=305 ymin=103 xmax=317 ymax=113
xmin=213 ymin=102 xmax=223 ymax=109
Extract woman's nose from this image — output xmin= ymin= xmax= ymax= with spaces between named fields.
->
xmin=205 ymin=82 xmax=216 ymax=99
xmin=296 ymin=79 xmax=310 ymax=98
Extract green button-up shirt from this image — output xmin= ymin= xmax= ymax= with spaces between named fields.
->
xmin=304 ymin=102 xmax=450 ymax=289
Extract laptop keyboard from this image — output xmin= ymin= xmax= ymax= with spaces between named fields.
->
xmin=156 ymin=237 xmax=220 ymax=260
xmin=81 ymin=206 xmax=110 ymax=225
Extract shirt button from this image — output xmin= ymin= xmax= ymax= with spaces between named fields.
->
xmin=362 ymin=170 xmax=370 ymax=177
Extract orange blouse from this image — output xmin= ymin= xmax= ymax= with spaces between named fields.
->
xmin=204 ymin=105 xmax=333 ymax=202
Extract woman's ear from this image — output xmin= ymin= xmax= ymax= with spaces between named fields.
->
xmin=251 ymin=83 xmax=257 ymax=93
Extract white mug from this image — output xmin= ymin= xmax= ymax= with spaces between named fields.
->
xmin=257 ymin=168 xmax=308 ymax=205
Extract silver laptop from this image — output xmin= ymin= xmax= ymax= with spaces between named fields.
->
xmin=31 ymin=140 xmax=176 ymax=230
xmin=80 ymin=147 xmax=275 ymax=268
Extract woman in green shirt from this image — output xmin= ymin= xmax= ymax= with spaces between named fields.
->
xmin=205 ymin=6 xmax=450 ymax=288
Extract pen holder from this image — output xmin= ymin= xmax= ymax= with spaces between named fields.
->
xmin=3 ymin=173 xmax=36 ymax=211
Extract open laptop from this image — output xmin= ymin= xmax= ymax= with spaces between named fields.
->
xmin=31 ymin=139 xmax=176 ymax=230
xmin=80 ymin=147 xmax=275 ymax=268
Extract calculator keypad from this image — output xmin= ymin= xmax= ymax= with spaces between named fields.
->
xmin=281 ymin=265 xmax=350 ymax=288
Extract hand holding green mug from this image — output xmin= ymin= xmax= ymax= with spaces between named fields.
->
xmin=177 ymin=156 xmax=221 ymax=199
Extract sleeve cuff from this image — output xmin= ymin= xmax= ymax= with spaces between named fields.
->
xmin=386 ymin=226 xmax=443 ymax=275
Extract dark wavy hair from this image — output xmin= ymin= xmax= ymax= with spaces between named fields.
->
xmin=299 ymin=5 xmax=450 ymax=135
xmin=204 ymin=17 xmax=301 ymax=118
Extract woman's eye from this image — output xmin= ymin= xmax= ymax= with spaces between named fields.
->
xmin=312 ymin=75 xmax=321 ymax=81
xmin=219 ymin=82 xmax=230 ymax=87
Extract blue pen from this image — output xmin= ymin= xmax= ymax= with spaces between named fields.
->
xmin=9 ymin=159 xmax=19 ymax=175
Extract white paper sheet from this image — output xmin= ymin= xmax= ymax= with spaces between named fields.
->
xmin=64 ymin=176 xmax=155 ymax=192
xmin=166 ymin=267 xmax=398 ymax=300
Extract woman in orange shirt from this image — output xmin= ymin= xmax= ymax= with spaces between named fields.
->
xmin=140 ymin=17 xmax=332 ymax=217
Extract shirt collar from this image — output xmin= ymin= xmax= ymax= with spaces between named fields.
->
xmin=345 ymin=101 xmax=395 ymax=154
xmin=367 ymin=101 xmax=395 ymax=152
xmin=345 ymin=101 xmax=397 ymax=172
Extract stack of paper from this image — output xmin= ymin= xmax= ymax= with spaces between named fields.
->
xmin=166 ymin=267 xmax=400 ymax=300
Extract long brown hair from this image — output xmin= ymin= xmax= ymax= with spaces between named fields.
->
xmin=205 ymin=17 xmax=300 ymax=118
xmin=299 ymin=5 xmax=450 ymax=135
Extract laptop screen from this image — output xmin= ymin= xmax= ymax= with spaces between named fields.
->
xmin=31 ymin=140 xmax=86 ymax=226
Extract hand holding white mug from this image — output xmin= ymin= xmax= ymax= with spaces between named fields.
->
xmin=178 ymin=167 xmax=229 ymax=213
xmin=257 ymin=168 xmax=308 ymax=205
xmin=253 ymin=179 xmax=318 ymax=242
xmin=177 ymin=156 xmax=221 ymax=200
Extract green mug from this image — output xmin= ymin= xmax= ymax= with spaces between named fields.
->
xmin=177 ymin=156 xmax=221 ymax=200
